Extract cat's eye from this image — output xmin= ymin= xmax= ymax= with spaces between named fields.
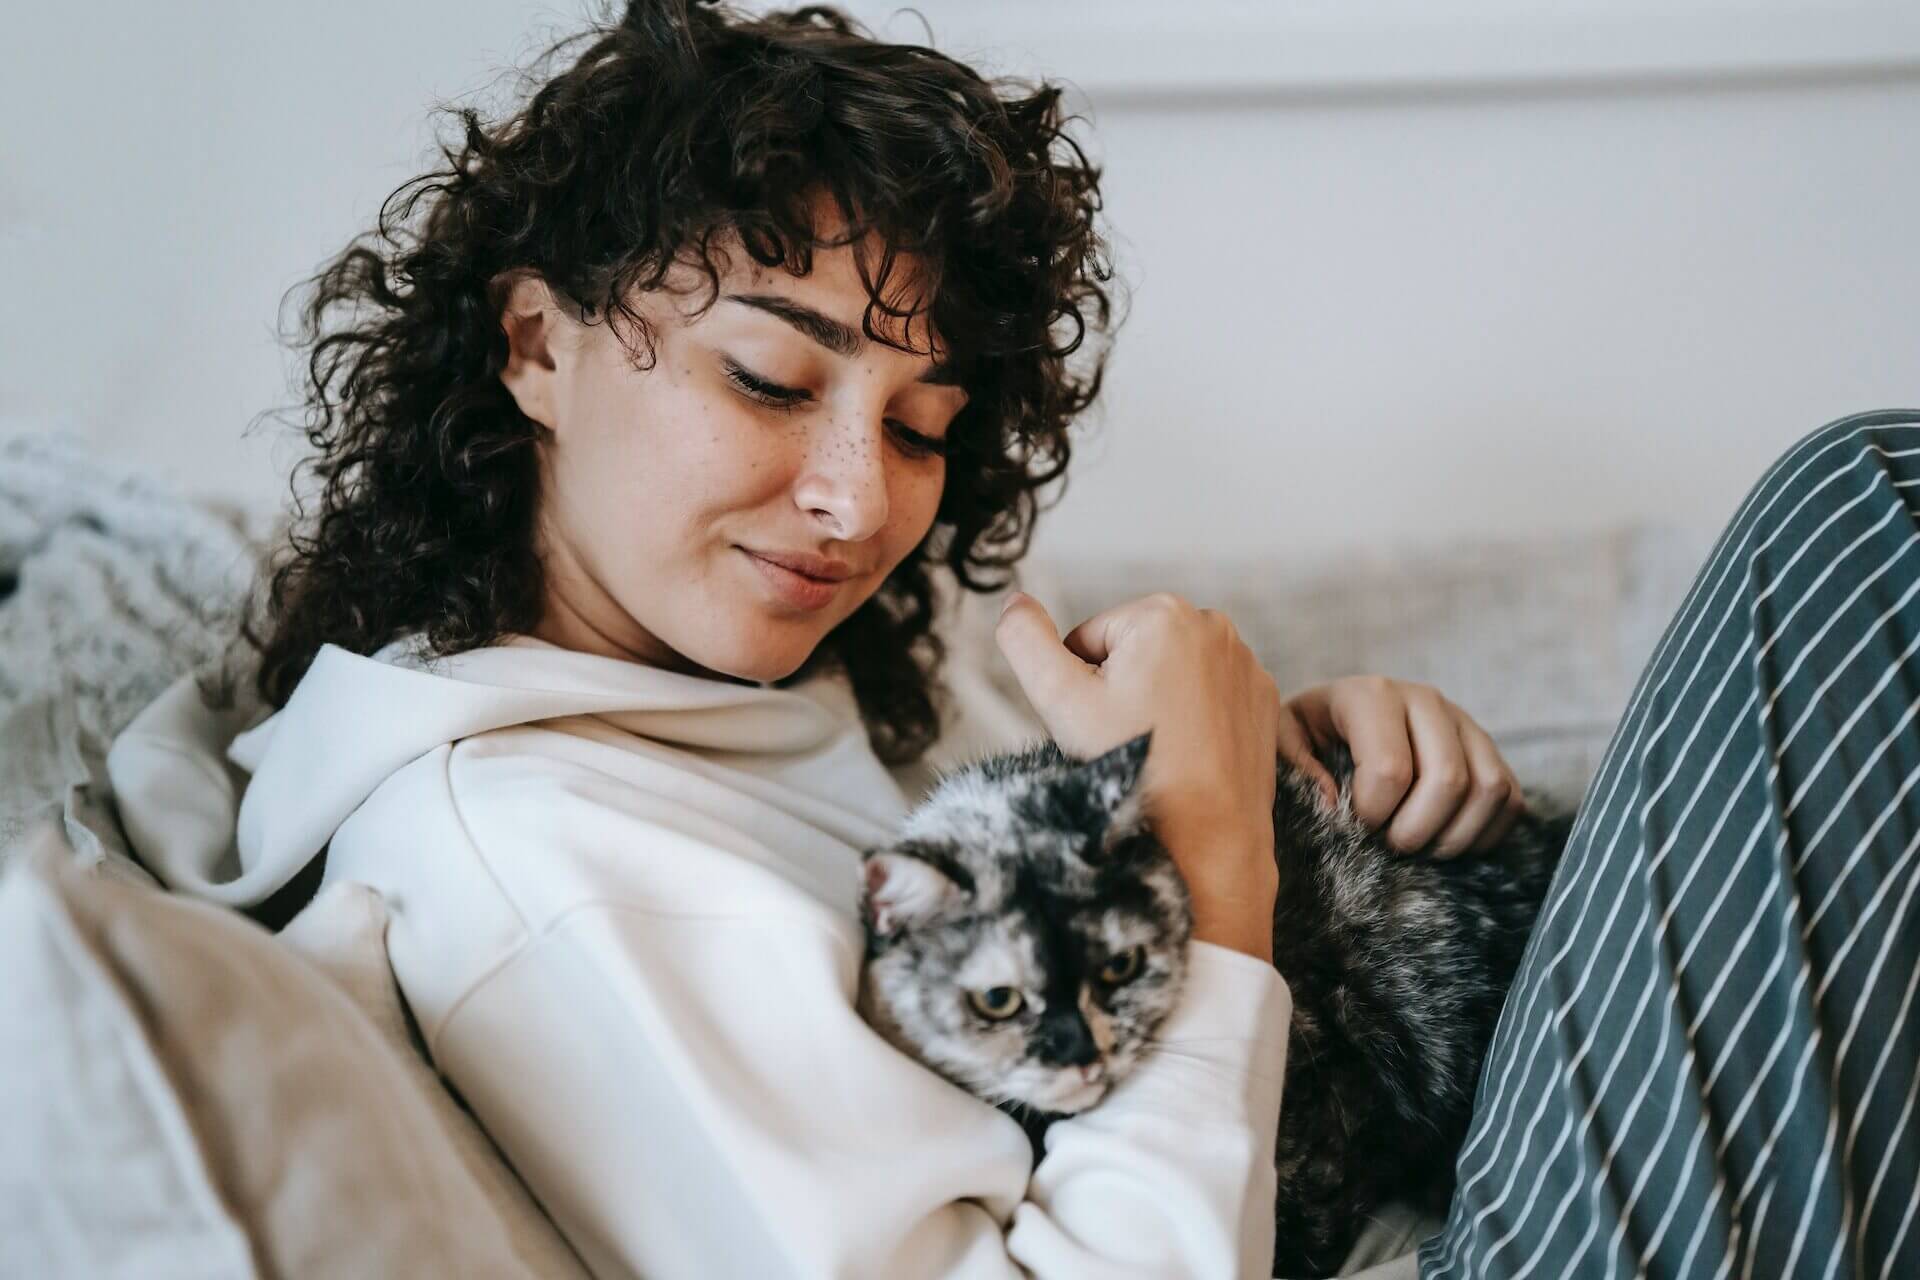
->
xmin=968 ymin=987 xmax=1026 ymax=1020
xmin=1099 ymin=946 xmax=1144 ymax=986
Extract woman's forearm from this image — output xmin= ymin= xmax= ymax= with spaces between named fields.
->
xmin=1155 ymin=812 xmax=1278 ymax=962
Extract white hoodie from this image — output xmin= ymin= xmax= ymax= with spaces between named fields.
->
xmin=106 ymin=633 xmax=1293 ymax=1280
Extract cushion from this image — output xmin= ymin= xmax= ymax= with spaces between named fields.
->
xmin=0 ymin=825 xmax=578 ymax=1278
xmin=277 ymin=880 xmax=591 ymax=1278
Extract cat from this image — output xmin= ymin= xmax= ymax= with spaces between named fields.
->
xmin=857 ymin=730 xmax=1572 ymax=1277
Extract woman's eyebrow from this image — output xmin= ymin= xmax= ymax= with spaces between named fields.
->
xmin=723 ymin=292 xmax=961 ymax=386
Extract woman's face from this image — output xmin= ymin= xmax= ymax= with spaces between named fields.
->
xmin=498 ymin=230 xmax=966 ymax=684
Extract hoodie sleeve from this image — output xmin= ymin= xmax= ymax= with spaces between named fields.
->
xmin=406 ymin=762 xmax=1294 ymax=1280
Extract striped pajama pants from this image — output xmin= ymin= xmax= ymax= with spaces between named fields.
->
xmin=1418 ymin=410 xmax=1920 ymax=1279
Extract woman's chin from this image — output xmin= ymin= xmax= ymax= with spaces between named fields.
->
xmin=689 ymin=621 xmax=826 ymax=685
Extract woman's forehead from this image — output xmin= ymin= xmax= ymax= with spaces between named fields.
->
xmin=662 ymin=235 xmax=948 ymax=360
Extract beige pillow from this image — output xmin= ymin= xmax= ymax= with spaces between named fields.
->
xmin=278 ymin=880 xmax=590 ymax=1278
xmin=0 ymin=825 xmax=578 ymax=1278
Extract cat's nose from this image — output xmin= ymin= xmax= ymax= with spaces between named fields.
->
xmin=1037 ymin=1014 xmax=1100 ymax=1067
xmin=1075 ymin=1062 xmax=1104 ymax=1085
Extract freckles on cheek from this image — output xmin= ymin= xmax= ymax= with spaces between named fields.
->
xmin=908 ymin=470 xmax=947 ymax=534
xmin=663 ymin=399 xmax=727 ymax=489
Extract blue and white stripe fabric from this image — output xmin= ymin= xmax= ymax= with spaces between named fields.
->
xmin=1419 ymin=410 xmax=1920 ymax=1279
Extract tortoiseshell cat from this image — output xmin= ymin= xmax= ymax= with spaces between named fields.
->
xmin=857 ymin=731 xmax=1571 ymax=1276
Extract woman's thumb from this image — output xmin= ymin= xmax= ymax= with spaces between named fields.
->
xmin=994 ymin=591 xmax=1090 ymax=721
xmin=1275 ymin=703 xmax=1339 ymax=811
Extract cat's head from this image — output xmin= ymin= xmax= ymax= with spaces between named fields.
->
xmin=858 ymin=732 xmax=1191 ymax=1116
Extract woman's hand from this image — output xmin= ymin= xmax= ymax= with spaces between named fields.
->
xmin=994 ymin=590 xmax=1304 ymax=960
xmin=1285 ymin=677 xmax=1526 ymax=857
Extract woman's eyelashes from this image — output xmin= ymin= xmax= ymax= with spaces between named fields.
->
xmin=719 ymin=356 xmax=950 ymax=458
xmin=720 ymin=356 xmax=808 ymax=410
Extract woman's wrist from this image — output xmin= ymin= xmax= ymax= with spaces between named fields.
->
xmin=1154 ymin=814 xmax=1279 ymax=962
xmin=1190 ymin=902 xmax=1277 ymax=962
xmin=1188 ymin=870 xmax=1279 ymax=962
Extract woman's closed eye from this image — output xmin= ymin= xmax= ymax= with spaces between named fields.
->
xmin=720 ymin=356 xmax=950 ymax=458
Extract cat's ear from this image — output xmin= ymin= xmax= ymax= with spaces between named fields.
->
xmin=1085 ymin=730 xmax=1152 ymax=844
xmin=862 ymin=850 xmax=965 ymax=937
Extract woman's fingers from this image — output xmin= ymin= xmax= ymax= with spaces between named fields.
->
xmin=1059 ymin=591 xmax=1184 ymax=666
xmin=1469 ymin=748 xmax=1530 ymax=852
xmin=1290 ymin=674 xmax=1526 ymax=854
xmin=1310 ymin=677 xmax=1418 ymax=829
xmin=1275 ymin=700 xmax=1338 ymax=809
xmin=1059 ymin=609 xmax=1120 ymax=666
xmin=1007 ymin=608 xmax=1529 ymax=856
xmin=1382 ymin=686 xmax=1472 ymax=852
xmin=993 ymin=592 xmax=1096 ymax=735
xmin=1468 ymin=789 xmax=1529 ymax=853
xmin=1427 ymin=713 xmax=1523 ymax=857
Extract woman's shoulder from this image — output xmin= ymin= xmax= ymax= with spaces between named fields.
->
xmin=331 ymin=711 xmax=869 ymax=953
xmin=331 ymin=730 xmax=867 ymax=1034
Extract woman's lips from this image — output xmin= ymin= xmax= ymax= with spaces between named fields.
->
xmin=741 ymin=548 xmax=841 ymax=610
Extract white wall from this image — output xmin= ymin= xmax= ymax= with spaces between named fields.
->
xmin=5 ymin=1 xmax=1919 ymax=561
xmin=1035 ymin=74 xmax=1920 ymax=562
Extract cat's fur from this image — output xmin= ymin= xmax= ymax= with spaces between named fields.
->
xmin=858 ymin=731 xmax=1572 ymax=1277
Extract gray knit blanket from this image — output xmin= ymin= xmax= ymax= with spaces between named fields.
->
xmin=0 ymin=433 xmax=266 ymax=880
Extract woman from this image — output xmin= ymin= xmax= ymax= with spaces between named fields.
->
xmin=105 ymin=2 xmax=1920 ymax=1277
xmin=107 ymin=5 xmax=1521 ymax=1276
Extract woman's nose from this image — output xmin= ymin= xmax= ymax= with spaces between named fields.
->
xmin=793 ymin=417 xmax=891 ymax=543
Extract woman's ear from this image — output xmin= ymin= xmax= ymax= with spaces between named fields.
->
xmin=497 ymin=273 xmax=565 ymax=431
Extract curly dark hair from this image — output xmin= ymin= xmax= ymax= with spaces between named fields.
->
xmin=243 ymin=0 xmax=1114 ymax=765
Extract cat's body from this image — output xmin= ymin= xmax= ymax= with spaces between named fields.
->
xmin=1261 ymin=740 xmax=1568 ymax=1273
xmin=858 ymin=732 xmax=1571 ymax=1277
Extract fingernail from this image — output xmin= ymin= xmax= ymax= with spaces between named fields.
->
xmin=1000 ymin=590 xmax=1027 ymax=618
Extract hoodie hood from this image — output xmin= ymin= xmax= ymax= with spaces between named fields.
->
xmin=106 ymin=636 xmax=912 ymax=908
